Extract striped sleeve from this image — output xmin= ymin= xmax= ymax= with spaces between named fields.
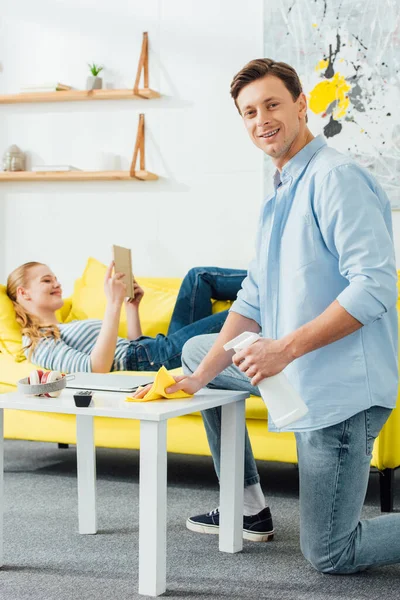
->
xmin=26 ymin=336 xmax=92 ymax=373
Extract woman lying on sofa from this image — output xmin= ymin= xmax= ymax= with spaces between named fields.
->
xmin=6 ymin=261 xmax=246 ymax=373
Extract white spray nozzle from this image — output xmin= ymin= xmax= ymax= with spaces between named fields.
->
xmin=223 ymin=331 xmax=261 ymax=353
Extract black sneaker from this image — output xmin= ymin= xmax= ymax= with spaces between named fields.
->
xmin=186 ymin=506 xmax=274 ymax=542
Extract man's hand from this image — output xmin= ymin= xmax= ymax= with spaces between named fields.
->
xmin=165 ymin=374 xmax=204 ymax=395
xmin=233 ymin=338 xmax=293 ymax=386
xmin=132 ymin=374 xmax=204 ymax=399
xmin=132 ymin=383 xmax=153 ymax=399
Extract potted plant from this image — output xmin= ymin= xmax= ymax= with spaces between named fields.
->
xmin=86 ymin=63 xmax=104 ymax=90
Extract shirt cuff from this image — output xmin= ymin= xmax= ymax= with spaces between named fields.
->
xmin=337 ymin=282 xmax=387 ymax=325
xmin=229 ymin=298 xmax=262 ymax=326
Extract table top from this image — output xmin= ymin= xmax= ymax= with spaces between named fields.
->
xmin=0 ymin=388 xmax=248 ymax=422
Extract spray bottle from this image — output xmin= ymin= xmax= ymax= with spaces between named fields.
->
xmin=223 ymin=332 xmax=308 ymax=428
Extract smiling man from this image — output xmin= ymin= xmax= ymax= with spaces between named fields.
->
xmin=139 ymin=58 xmax=400 ymax=573
xmin=238 ymin=64 xmax=313 ymax=165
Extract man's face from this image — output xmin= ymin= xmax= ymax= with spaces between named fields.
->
xmin=236 ymin=75 xmax=307 ymax=167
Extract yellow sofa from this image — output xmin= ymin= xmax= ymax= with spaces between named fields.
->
xmin=1 ymin=258 xmax=399 ymax=511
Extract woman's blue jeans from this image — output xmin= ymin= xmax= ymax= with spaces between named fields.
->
xmin=182 ymin=333 xmax=400 ymax=574
xmin=126 ymin=267 xmax=246 ymax=371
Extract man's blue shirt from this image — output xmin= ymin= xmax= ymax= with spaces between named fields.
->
xmin=231 ymin=135 xmax=398 ymax=432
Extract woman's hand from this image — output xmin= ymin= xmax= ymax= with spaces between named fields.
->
xmin=104 ymin=261 xmax=127 ymax=308
xmin=125 ymin=278 xmax=144 ymax=309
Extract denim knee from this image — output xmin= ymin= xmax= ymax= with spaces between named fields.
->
xmin=181 ymin=338 xmax=196 ymax=375
xmin=301 ymin=544 xmax=333 ymax=574
xmin=185 ymin=266 xmax=208 ymax=281
xmin=181 ymin=334 xmax=216 ymax=375
xmin=301 ymin=539 xmax=360 ymax=575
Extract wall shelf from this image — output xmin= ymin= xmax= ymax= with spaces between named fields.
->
xmin=0 ymin=112 xmax=157 ymax=182
xmin=0 ymin=34 xmax=158 ymax=183
xmin=0 ymin=88 xmax=160 ymax=104
xmin=0 ymin=32 xmax=159 ymax=105
xmin=0 ymin=170 xmax=158 ymax=182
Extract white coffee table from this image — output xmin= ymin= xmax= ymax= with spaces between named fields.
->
xmin=0 ymin=387 xmax=247 ymax=596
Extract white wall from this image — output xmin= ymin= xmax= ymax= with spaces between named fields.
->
xmin=2 ymin=0 xmax=399 ymax=297
xmin=0 ymin=0 xmax=264 ymax=295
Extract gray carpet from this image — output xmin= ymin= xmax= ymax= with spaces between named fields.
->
xmin=0 ymin=440 xmax=399 ymax=600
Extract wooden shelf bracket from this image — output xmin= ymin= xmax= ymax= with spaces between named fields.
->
xmin=133 ymin=32 xmax=149 ymax=95
xmin=130 ymin=113 xmax=146 ymax=177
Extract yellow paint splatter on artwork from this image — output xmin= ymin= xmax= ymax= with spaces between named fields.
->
xmin=309 ymin=72 xmax=351 ymax=119
xmin=315 ymin=59 xmax=329 ymax=71
xmin=312 ymin=23 xmax=318 ymax=28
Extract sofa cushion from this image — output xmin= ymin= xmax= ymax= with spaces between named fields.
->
xmin=0 ymin=284 xmax=24 ymax=358
xmin=65 ymin=257 xmax=233 ymax=338
xmin=0 ymin=284 xmax=72 ymax=360
xmin=65 ymin=257 xmax=183 ymax=338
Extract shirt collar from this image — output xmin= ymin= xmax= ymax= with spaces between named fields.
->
xmin=273 ymin=134 xmax=327 ymax=187
xmin=273 ymin=169 xmax=282 ymax=189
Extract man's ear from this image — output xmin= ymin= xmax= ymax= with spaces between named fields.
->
xmin=298 ymin=92 xmax=308 ymax=120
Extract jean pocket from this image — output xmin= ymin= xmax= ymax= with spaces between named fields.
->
xmin=365 ymin=409 xmax=373 ymax=456
xmin=365 ymin=406 xmax=392 ymax=457
xmin=135 ymin=343 xmax=159 ymax=369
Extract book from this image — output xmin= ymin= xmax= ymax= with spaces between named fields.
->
xmin=113 ymin=245 xmax=134 ymax=299
xmin=21 ymin=83 xmax=72 ymax=93
xmin=31 ymin=165 xmax=81 ymax=172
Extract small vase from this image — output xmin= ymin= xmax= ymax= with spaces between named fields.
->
xmin=2 ymin=145 xmax=25 ymax=171
xmin=86 ymin=76 xmax=103 ymax=91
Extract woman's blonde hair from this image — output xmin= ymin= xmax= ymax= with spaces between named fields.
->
xmin=6 ymin=262 xmax=60 ymax=359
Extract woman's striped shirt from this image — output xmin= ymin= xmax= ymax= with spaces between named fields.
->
xmin=23 ymin=319 xmax=131 ymax=373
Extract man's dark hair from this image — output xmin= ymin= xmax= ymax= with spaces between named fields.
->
xmin=230 ymin=58 xmax=307 ymax=121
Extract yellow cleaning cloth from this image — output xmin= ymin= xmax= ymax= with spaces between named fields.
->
xmin=125 ymin=366 xmax=193 ymax=402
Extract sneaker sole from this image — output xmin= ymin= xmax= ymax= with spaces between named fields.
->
xmin=186 ymin=519 xmax=274 ymax=542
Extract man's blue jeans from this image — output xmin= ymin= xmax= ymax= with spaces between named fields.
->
xmin=182 ymin=333 xmax=400 ymax=574
xmin=126 ymin=267 xmax=246 ymax=371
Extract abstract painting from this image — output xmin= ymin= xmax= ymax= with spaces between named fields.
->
xmin=263 ymin=0 xmax=400 ymax=207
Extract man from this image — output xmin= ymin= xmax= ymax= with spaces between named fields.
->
xmin=135 ymin=58 xmax=400 ymax=573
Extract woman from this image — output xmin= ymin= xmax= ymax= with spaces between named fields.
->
xmin=6 ymin=261 xmax=246 ymax=373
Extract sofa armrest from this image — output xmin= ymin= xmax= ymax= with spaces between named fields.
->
xmin=372 ymin=402 xmax=400 ymax=470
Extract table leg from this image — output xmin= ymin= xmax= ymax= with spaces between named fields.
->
xmin=0 ymin=409 xmax=3 ymax=566
xmin=139 ymin=420 xmax=167 ymax=597
xmin=76 ymin=414 xmax=97 ymax=534
xmin=219 ymin=399 xmax=245 ymax=553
